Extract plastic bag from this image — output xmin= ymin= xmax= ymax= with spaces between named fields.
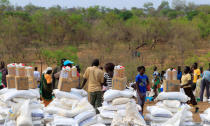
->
xmin=16 ymin=100 xmax=33 ymax=126
xmin=124 ymin=102 xmax=146 ymax=126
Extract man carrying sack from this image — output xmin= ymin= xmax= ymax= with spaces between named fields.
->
xmin=80 ymin=59 xmax=104 ymax=113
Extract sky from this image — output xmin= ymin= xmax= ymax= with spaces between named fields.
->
xmin=9 ymin=0 xmax=210 ymax=9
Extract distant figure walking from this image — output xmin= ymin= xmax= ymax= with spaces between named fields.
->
xmin=34 ymin=67 xmax=40 ymax=87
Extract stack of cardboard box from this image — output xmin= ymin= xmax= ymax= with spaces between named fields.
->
xmin=164 ymin=68 xmax=180 ymax=92
xmin=58 ymin=66 xmax=79 ymax=92
xmin=26 ymin=66 xmax=36 ymax=89
xmin=6 ymin=64 xmax=16 ymax=88
xmin=15 ymin=64 xmax=29 ymax=90
xmin=112 ymin=65 xmax=127 ymax=90
xmin=6 ymin=63 xmax=33 ymax=90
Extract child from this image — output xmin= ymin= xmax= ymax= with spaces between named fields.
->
xmin=135 ymin=66 xmax=149 ymax=114
xmin=152 ymin=74 xmax=161 ymax=99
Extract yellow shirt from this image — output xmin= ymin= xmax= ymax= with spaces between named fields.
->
xmin=44 ymin=74 xmax=52 ymax=84
xmin=83 ymin=66 xmax=104 ymax=92
xmin=181 ymin=73 xmax=191 ymax=88
xmin=193 ymin=69 xmax=201 ymax=83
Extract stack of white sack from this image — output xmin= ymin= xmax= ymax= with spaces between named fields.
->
xmin=0 ymin=88 xmax=44 ymax=126
xmin=200 ymin=108 xmax=210 ymax=126
xmin=44 ymin=88 xmax=104 ymax=126
xmin=146 ymin=92 xmax=194 ymax=126
xmin=98 ymin=88 xmax=143 ymax=125
xmin=111 ymin=102 xmax=146 ymax=126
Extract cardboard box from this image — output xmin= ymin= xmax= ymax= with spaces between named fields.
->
xmin=6 ymin=75 xmax=15 ymax=88
xmin=15 ymin=76 xmax=29 ymax=90
xmin=58 ymin=77 xmax=79 ymax=92
xmin=163 ymin=80 xmax=181 ymax=92
xmin=112 ymin=77 xmax=127 ymax=90
xmin=26 ymin=69 xmax=34 ymax=77
xmin=28 ymin=77 xmax=36 ymax=89
xmin=16 ymin=68 xmax=26 ymax=76
xmin=8 ymin=67 xmax=16 ymax=76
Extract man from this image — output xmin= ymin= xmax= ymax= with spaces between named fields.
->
xmin=52 ymin=58 xmax=66 ymax=89
xmin=81 ymin=59 xmax=104 ymax=113
xmin=34 ymin=67 xmax=40 ymax=87
xmin=192 ymin=63 xmax=200 ymax=91
xmin=136 ymin=66 xmax=149 ymax=114
xmin=200 ymin=63 xmax=210 ymax=101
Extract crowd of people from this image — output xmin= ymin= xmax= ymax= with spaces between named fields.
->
xmin=0 ymin=59 xmax=209 ymax=115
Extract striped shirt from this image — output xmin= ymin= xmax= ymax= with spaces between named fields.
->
xmin=104 ymin=73 xmax=112 ymax=89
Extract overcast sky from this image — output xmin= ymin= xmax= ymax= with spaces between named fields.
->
xmin=9 ymin=0 xmax=210 ymax=9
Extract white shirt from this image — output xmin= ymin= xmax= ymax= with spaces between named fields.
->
xmin=34 ymin=71 xmax=40 ymax=82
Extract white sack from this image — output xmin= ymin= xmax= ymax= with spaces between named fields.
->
xmin=112 ymin=98 xmax=130 ymax=105
xmin=145 ymin=114 xmax=170 ymax=123
xmin=75 ymin=110 xmax=96 ymax=124
xmin=156 ymin=92 xmax=190 ymax=102
xmin=53 ymin=89 xmax=83 ymax=100
xmin=147 ymin=106 xmax=173 ymax=118
xmin=71 ymin=88 xmax=88 ymax=97
xmin=79 ymin=116 xmax=97 ymax=126
xmin=163 ymin=100 xmax=181 ymax=108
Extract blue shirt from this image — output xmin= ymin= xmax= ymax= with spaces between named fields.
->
xmin=203 ymin=71 xmax=210 ymax=82
xmin=136 ymin=74 xmax=148 ymax=94
xmin=177 ymin=71 xmax=182 ymax=80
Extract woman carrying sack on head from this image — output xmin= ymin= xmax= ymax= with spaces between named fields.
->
xmin=40 ymin=67 xmax=53 ymax=106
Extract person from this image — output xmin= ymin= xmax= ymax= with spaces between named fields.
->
xmin=135 ymin=66 xmax=149 ymax=114
xmin=103 ymin=63 xmax=115 ymax=90
xmin=40 ymin=67 xmax=53 ymax=102
xmin=0 ymin=61 xmax=8 ymax=89
xmin=200 ymin=67 xmax=204 ymax=78
xmin=52 ymin=58 xmax=66 ymax=89
xmin=200 ymin=64 xmax=210 ymax=101
xmin=63 ymin=60 xmax=74 ymax=68
xmin=160 ymin=70 xmax=165 ymax=82
xmin=80 ymin=59 xmax=104 ymax=113
xmin=181 ymin=66 xmax=198 ymax=112
xmin=152 ymin=73 xmax=161 ymax=99
xmin=153 ymin=66 xmax=159 ymax=76
xmin=177 ymin=66 xmax=182 ymax=81
xmin=34 ymin=67 xmax=40 ymax=88
xmin=192 ymin=63 xmax=200 ymax=91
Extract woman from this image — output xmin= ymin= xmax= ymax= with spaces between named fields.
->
xmin=181 ymin=66 xmax=199 ymax=112
xmin=103 ymin=63 xmax=115 ymax=91
xmin=40 ymin=67 xmax=53 ymax=104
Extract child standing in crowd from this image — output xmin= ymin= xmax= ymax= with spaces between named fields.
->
xmin=103 ymin=63 xmax=115 ymax=91
xmin=152 ymin=73 xmax=161 ymax=99
xmin=135 ymin=66 xmax=149 ymax=114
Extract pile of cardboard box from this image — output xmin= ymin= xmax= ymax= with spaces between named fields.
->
xmin=6 ymin=63 xmax=36 ymax=90
xmin=58 ymin=66 xmax=79 ymax=92
xmin=163 ymin=68 xmax=180 ymax=92
xmin=112 ymin=65 xmax=127 ymax=90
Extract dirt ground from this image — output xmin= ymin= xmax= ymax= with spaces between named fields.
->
xmin=143 ymin=101 xmax=210 ymax=122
